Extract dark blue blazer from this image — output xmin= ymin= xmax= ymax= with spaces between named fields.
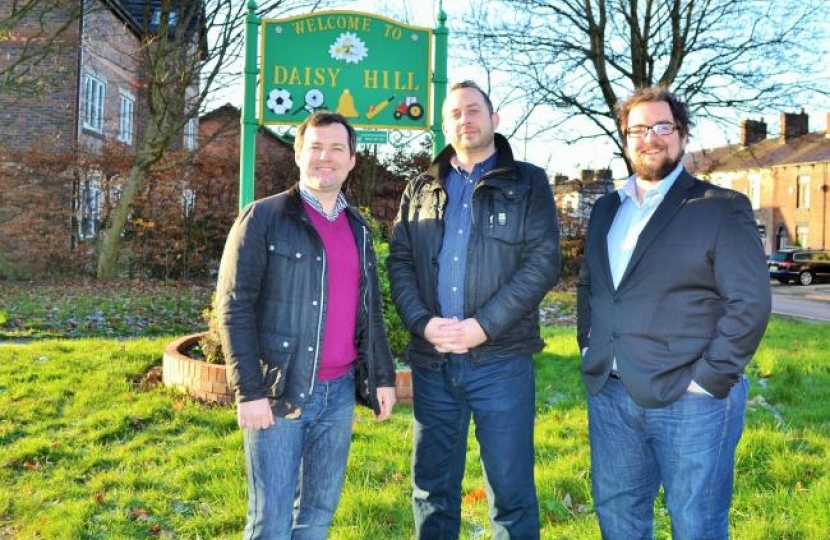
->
xmin=576 ymin=170 xmax=771 ymax=408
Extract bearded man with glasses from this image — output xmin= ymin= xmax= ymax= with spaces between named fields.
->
xmin=576 ymin=86 xmax=771 ymax=539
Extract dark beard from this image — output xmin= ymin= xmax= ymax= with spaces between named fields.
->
xmin=632 ymin=150 xmax=685 ymax=181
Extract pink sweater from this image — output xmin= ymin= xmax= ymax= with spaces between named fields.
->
xmin=304 ymin=203 xmax=359 ymax=381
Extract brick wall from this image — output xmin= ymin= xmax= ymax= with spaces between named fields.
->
xmin=0 ymin=0 xmax=82 ymax=152
xmin=77 ymin=1 xmax=146 ymax=153
xmin=770 ymin=163 xmax=830 ymax=251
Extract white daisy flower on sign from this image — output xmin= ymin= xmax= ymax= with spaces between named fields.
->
xmin=329 ymin=32 xmax=368 ymax=64
xmin=267 ymin=88 xmax=292 ymax=115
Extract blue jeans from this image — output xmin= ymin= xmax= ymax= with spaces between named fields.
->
xmin=588 ymin=375 xmax=748 ymax=540
xmin=242 ymin=371 xmax=355 ymax=540
xmin=412 ymin=354 xmax=539 ymax=540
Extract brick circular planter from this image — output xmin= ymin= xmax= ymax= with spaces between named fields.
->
xmin=395 ymin=368 xmax=413 ymax=405
xmin=162 ymin=332 xmax=234 ymax=404
xmin=163 ymin=333 xmax=414 ymax=406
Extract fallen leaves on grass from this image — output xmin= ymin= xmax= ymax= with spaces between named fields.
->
xmin=463 ymin=487 xmax=487 ymax=504
xmin=0 ymin=280 xmax=213 ymax=339
xmin=130 ymin=508 xmax=151 ymax=521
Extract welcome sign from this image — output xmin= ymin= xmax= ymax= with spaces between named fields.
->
xmin=260 ymin=11 xmax=433 ymax=130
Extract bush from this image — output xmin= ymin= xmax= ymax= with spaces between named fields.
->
xmin=198 ymin=294 xmax=224 ymax=364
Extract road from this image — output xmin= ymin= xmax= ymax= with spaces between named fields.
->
xmin=770 ymin=282 xmax=830 ymax=322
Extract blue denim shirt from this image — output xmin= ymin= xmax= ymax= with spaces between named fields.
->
xmin=437 ymin=152 xmax=498 ymax=319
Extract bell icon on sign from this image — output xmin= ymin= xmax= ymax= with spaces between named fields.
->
xmin=336 ymin=89 xmax=359 ymax=118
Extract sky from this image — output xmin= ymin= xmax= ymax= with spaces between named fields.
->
xmin=218 ymin=0 xmax=829 ymax=180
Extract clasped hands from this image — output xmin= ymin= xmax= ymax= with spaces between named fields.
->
xmin=424 ymin=316 xmax=487 ymax=354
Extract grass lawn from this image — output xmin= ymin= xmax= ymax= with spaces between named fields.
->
xmin=1 ymin=284 xmax=828 ymax=539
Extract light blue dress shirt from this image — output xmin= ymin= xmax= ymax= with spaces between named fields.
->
xmin=607 ymin=164 xmax=683 ymax=288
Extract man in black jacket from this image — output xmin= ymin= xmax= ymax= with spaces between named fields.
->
xmin=388 ymin=80 xmax=560 ymax=540
xmin=216 ymin=112 xmax=396 ymax=540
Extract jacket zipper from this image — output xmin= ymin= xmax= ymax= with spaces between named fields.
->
xmin=309 ymin=243 xmax=326 ymax=396
xmin=361 ymin=225 xmax=369 ymax=313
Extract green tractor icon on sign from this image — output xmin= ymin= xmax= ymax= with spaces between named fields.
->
xmin=393 ymin=96 xmax=424 ymax=121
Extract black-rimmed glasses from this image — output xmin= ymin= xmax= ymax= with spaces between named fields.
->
xmin=626 ymin=122 xmax=676 ymax=138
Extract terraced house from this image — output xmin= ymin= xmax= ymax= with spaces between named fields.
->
xmin=685 ymin=111 xmax=830 ymax=255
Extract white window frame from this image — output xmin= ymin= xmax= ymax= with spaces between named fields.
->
xmin=796 ymin=226 xmax=809 ymax=248
xmin=78 ymin=171 xmax=102 ymax=240
xmin=797 ymin=176 xmax=811 ymax=209
xmin=748 ymin=173 xmax=762 ymax=210
xmin=117 ymin=91 xmax=135 ymax=145
xmin=83 ymin=74 xmax=106 ymax=133
xmin=184 ymin=118 xmax=198 ymax=151
xmin=182 ymin=186 xmax=196 ymax=218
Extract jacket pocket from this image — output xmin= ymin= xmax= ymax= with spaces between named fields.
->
xmin=269 ymin=239 xmax=300 ymax=260
xmin=260 ymin=332 xmax=297 ymax=398
xmin=485 ymin=188 xmax=527 ymax=244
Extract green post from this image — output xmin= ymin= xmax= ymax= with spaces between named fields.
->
xmin=431 ymin=1 xmax=448 ymax=157
xmin=239 ymin=0 xmax=260 ymax=211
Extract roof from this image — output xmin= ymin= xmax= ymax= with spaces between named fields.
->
xmin=199 ymin=104 xmax=294 ymax=149
xmin=685 ymin=131 xmax=830 ymax=175
xmin=101 ymin=0 xmax=206 ymax=52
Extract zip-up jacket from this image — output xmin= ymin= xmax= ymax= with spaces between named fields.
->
xmin=387 ymin=134 xmax=561 ymax=367
xmin=216 ymin=185 xmax=396 ymax=417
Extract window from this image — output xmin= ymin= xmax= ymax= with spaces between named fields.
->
xmin=78 ymin=172 xmax=102 ymax=240
xmin=151 ymin=8 xmax=178 ymax=29
xmin=184 ymin=118 xmax=198 ymax=151
xmin=118 ymin=92 xmax=134 ymax=144
xmin=796 ymin=226 xmax=809 ymax=248
xmin=83 ymin=74 xmax=106 ymax=133
xmin=182 ymin=186 xmax=196 ymax=217
xmin=797 ymin=176 xmax=811 ymax=209
xmin=748 ymin=173 xmax=761 ymax=210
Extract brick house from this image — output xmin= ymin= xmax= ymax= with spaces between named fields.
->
xmin=552 ymin=168 xmax=616 ymax=238
xmin=0 ymin=0 xmax=205 ymax=276
xmin=198 ymin=104 xmax=297 ymax=203
xmin=685 ymin=111 xmax=830 ymax=255
xmin=1 ymin=0 xmax=203 ymax=154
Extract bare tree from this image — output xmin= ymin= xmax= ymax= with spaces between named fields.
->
xmin=96 ymin=0 xmax=328 ymax=279
xmin=459 ymin=0 xmax=830 ymax=171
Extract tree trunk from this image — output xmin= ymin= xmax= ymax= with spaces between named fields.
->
xmin=96 ymin=140 xmax=158 ymax=280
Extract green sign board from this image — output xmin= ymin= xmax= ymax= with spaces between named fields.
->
xmin=260 ymin=11 xmax=432 ymax=130
xmin=355 ymin=129 xmax=389 ymax=145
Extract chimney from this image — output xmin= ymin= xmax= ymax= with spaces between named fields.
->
xmin=740 ymin=118 xmax=767 ymax=146
xmin=580 ymin=169 xmax=595 ymax=182
xmin=779 ymin=109 xmax=809 ymax=144
xmin=594 ymin=168 xmax=612 ymax=182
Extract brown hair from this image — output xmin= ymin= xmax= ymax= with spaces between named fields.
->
xmin=294 ymin=112 xmax=357 ymax=155
xmin=446 ymin=80 xmax=494 ymax=114
xmin=616 ymin=86 xmax=693 ymax=138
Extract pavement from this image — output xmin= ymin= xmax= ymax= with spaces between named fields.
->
xmin=770 ymin=282 xmax=830 ymax=322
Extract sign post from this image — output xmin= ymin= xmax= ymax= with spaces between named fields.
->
xmin=239 ymin=0 xmax=260 ymax=211
xmin=431 ymin=2 xmax=448 ymax=156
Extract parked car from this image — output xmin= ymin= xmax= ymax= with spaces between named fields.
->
xmin=768 ymin=249 xmax=830 ymax=285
